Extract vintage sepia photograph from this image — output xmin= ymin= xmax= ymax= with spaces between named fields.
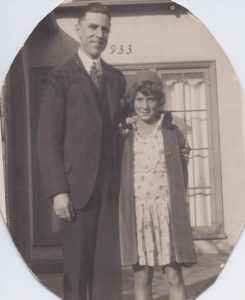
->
xmin=1 ymin=1 xmax=245 ymax=300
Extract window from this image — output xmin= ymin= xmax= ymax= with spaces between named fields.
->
xmin=119 ymin=61 xmax=225 ymax=240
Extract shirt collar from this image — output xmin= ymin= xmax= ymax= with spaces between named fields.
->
xmin=78 ymin=48 xmax=102 ymax=75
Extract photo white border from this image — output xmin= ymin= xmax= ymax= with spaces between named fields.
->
xmin=1 ymin=1 xmax=245 ymax=299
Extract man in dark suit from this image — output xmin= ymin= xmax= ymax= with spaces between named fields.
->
xmin=37 ymin=3 xmax=126 ymax=300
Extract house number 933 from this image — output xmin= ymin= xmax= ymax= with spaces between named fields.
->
xmin=110 ymin=44 xmax=133 ymax=55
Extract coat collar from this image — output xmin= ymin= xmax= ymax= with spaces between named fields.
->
xmin=124 ymin=111 xmax=174 ymax=150
xmin=162 ymin=111 xmax=174 ymax=129
xmin=125 ymin=111 xmax=174 ymax=132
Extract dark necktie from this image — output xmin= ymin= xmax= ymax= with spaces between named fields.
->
xmin=90 ymin=61 xmax=103 ymax=90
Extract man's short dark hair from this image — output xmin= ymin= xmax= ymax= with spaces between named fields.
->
xmin=78 ymin=2 xmax=111 ymax=22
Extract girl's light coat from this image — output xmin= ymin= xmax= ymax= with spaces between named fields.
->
xmin=119 ymin=112 xmax=197 ymax=266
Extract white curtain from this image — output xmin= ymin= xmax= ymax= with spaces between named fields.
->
xmin=163 ymin=73 xmax=211 ymax=227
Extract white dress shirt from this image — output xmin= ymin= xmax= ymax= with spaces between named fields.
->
xmin=78 ymin=48 xmax=102 ymax=76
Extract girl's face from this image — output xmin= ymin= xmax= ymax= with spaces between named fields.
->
xmin=134 ymin=91 xmax=161 ymax=123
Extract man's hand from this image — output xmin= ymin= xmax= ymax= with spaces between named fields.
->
xmin=53 ymin=193 xmax=75 ymax=222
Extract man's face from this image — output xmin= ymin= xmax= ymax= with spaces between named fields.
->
xmin=76 ymin=12 xmax=110 ymax=59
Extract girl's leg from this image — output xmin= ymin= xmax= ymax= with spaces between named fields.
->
xmin=163 ymin=263 xmax=187 ymax=300
xmin=133 ymin=265 xmax=153 ymax=300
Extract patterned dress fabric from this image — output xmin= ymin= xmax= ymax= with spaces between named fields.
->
xmin=133 ymin=119 xmax=173 ymax=266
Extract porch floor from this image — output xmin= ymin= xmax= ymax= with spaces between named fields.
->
xmin=38 ymin=253 xmax=228 ymax=300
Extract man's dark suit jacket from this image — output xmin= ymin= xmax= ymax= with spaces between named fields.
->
xmin=37 ymin=53 xmax=126 ymax=209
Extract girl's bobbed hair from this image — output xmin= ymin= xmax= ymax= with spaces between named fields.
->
xmin=124 ymin=70 xmax=166 ymax=114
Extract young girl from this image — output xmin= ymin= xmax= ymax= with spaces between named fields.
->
xmin=119 ymin=70 xmax=196 ymax=300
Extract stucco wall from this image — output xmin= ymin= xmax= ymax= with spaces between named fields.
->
xmin=27 ymin=10 xmax=245 ymax=253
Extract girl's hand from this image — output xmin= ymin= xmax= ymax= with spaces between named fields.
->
xmin=181 ymin=148 xmax=190 ymax=162
xmin=181 ymin=140 xmax=191 ymax=163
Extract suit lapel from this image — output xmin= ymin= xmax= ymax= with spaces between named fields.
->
xmin=69 ymin=54 xmax=118 ymax=123
xmin=70 ymin=53 xmax=102 ymax=126
xmin=102 ymin=62 xmax=118 ymax=120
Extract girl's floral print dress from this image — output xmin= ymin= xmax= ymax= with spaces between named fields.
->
xmin=133 ymin=119 xmax=173 ymax=266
